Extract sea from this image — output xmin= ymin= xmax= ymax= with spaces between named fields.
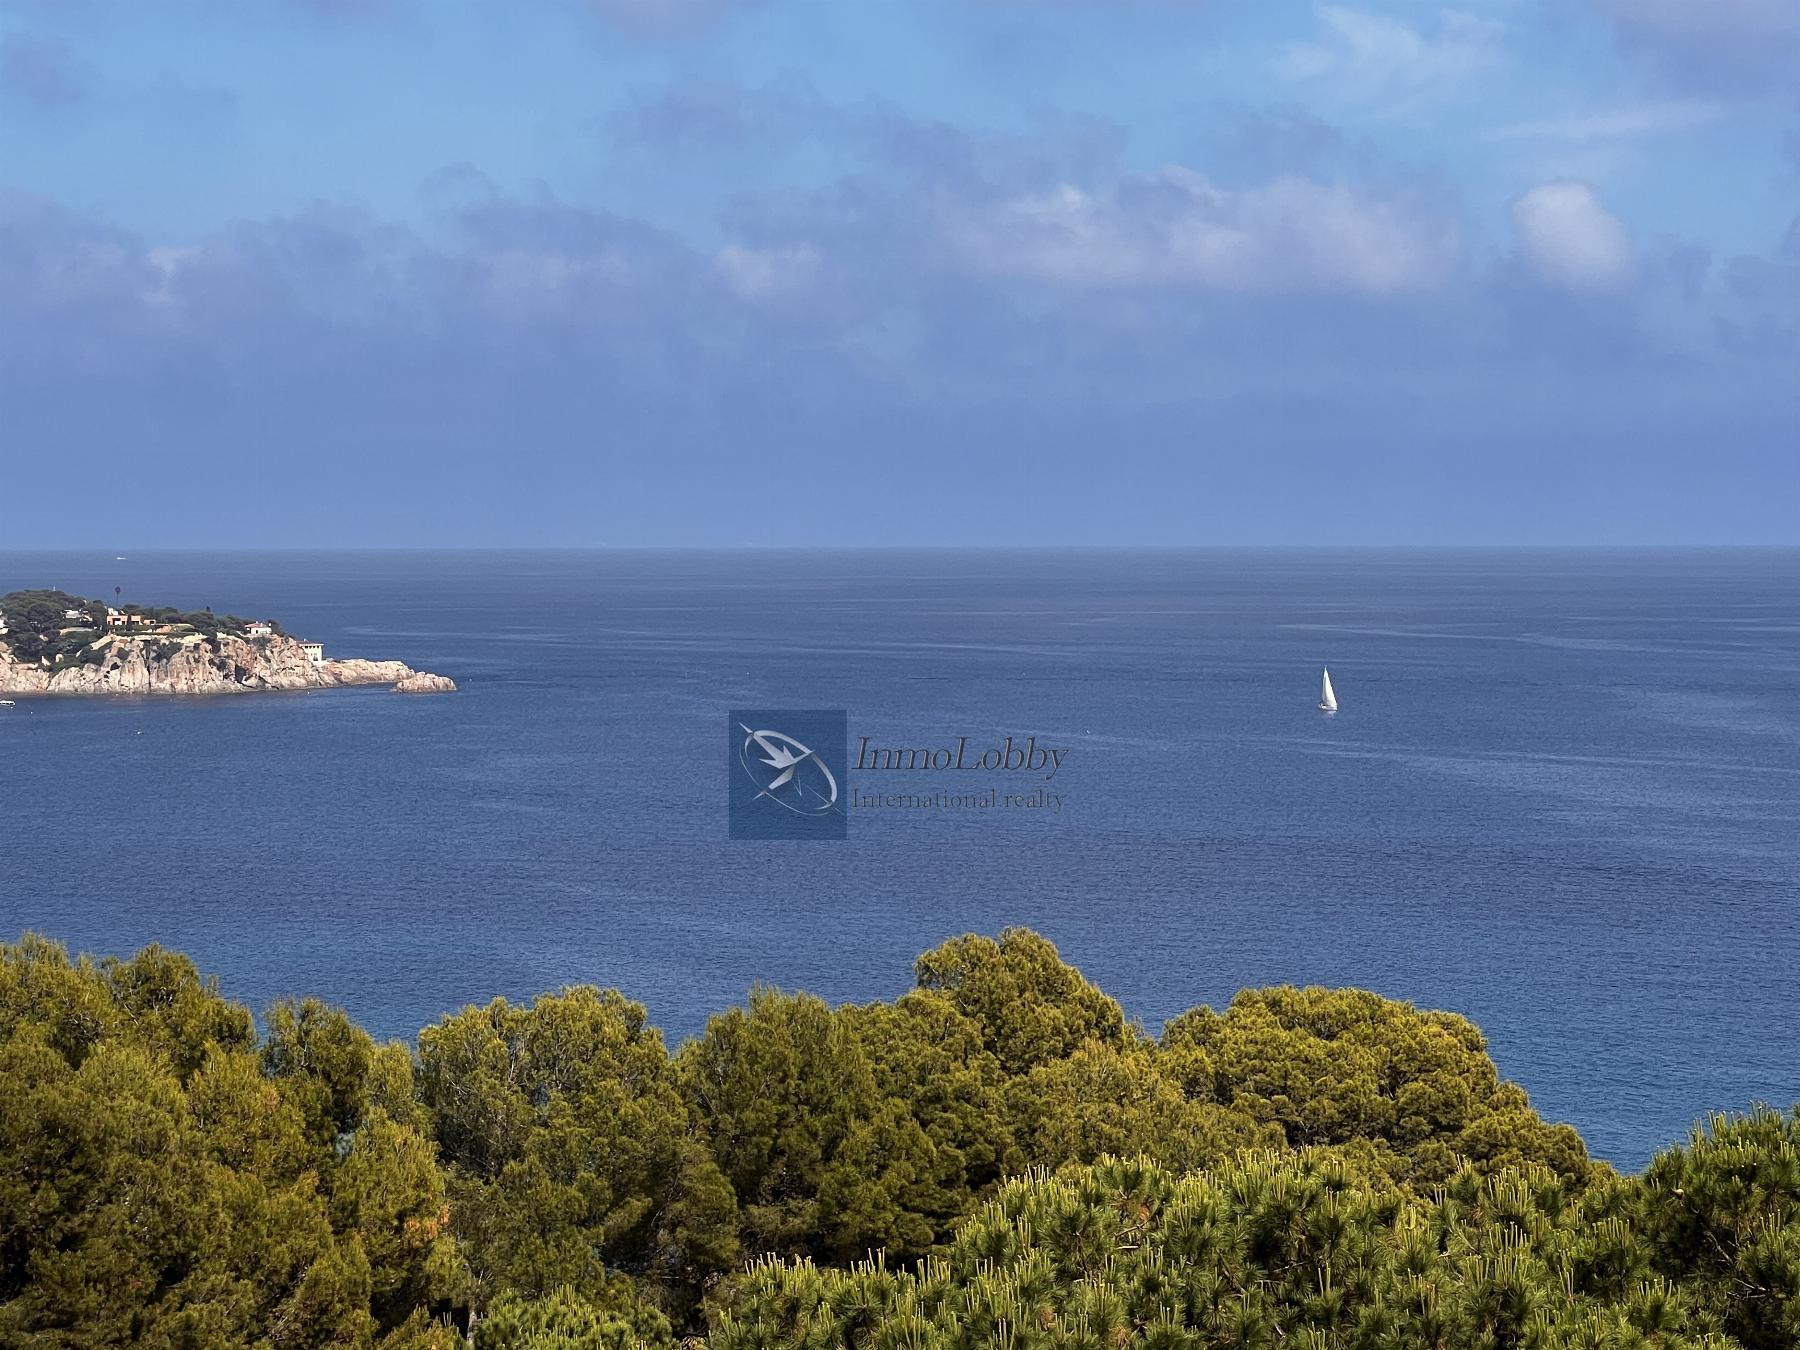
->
xmin=1 ymin=548 xmax=1796 ymax=1171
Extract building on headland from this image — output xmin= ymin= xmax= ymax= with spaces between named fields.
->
xmin=106 ymin=608 xmax=130 ymax=628
xmin=246 ymin=621 xmax=273 ymax=638
xmin=63 ymin=608 xmax=85 ymax=622
xmin=301 ymin=642 xmax=325 ymax=665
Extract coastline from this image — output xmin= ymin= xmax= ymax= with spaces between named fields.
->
xmin=0 ymin=629 xmax=455 ymax=697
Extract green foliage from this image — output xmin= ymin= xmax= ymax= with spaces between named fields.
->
xmin=914 ymin=928 xmax=1131 ymax=1074
xmin=680 ymin=987 xmax=957 ymax=1267
xmin=1005 ymin=1038 xmax=1283 ymax=1174
xmin=0 ymin=589 xmax=77 ymax=663
xmin=264 ymin=997 xmax=377 ymax=1145
xmin=479 ymin=1285 xmax=675 ymax=1350
xmin=50 ymin=639 xmax=106 ymax=672
xmin=1 ymin=588 xmax=254 ymax=667
xmin=842 ymin=991 xmax=1018 ymax=1227
xmin=711 ymin=1153 xmax=1750 ymax=1350
xmin=376 ymin=1309 xmax=467 ymax=1348
xmin=0 ymin=935 xmax=256 ymax=1073
xmin=2 ymin=929 xmax=1791 ymax=1350
xmin=1635 ymin=1108 xmax=1800 ymax=1349
xmin=1162 ymin=984 xmax=1598 ymax=1187
xmin=0 ymin=937 xmax=465 ymax=1346
xmin=0 ymin=589 xmax=102 ymax=665
xmin=417 ymin=986 xmax=737 ymax=1317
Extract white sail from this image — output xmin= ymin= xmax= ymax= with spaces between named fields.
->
xmin=1320 ymin=667 xmax=1338 ymax=712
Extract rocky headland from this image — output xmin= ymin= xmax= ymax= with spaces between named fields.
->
xmin=0 ymin=589 xmax=455 ymax=697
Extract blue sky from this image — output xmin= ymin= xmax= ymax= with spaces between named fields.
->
xmin=0 ymin=0 xmax=1794 ymax=546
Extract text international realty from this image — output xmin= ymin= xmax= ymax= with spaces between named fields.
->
xmin=851 ymin=788 xmax=1065 ymax=813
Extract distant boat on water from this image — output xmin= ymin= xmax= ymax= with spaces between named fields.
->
xmin=1319 ymin=667 xmax=1338 ymax=713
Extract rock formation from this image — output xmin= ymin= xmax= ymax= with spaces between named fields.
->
xmin=0 ymin=632 xmax=456 ymax=697
xmin=392 ymin=671 xmax=458 ymax=695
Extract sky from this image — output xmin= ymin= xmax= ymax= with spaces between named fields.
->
xmin=0 ymin=0 xmax=1795 ymax=546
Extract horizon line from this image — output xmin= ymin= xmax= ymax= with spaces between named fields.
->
xmin=4 ymin=543 xmax=1800 ymax=555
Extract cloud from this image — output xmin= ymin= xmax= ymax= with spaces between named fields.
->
xmin=0 ymin=30 xmax=89 ymax=106
xmin=1510 ymin=182 xmax=1636 ymax=291
xmin=1713 ymin=216 xmax=1800 ymax=357
xmin=634 ymin=85 xmax=1460 ymax=301
xmin=609 ymin=79 xmax=827 ymax=153
xmin=1200 ymin=106 xmax=1353 ymax=182
xmin=0 ymin=106 xmax=1757 ymax=423
xmin=0 ymin=169 xmax=1792 ymax=547
xmin=715 ymin=241 xmax=823 ymax=301
xmin=427 ymin=187 xmax=711 ymax=331
xmin=948 ymin=170 xmax=1460 ymax=295
xmin=1279 ymin=6 xmax=1504 ymax=112
xmin=1490 ymin=99 xmax=1727 ymax=144
xmin=0 ymin=191 xmax=150 ymax=310
xmin=1586 ymin=0 xmax=1800 ymax=89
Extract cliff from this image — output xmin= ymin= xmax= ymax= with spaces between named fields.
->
xmin=0 ymin=631 xmax=456 ymax=697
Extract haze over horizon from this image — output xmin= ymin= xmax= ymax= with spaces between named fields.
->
xmin=1 ymin=0 xmax=1794 ymax=548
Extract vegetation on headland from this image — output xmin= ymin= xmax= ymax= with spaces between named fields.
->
xmin=0 ymin=588 xmax=272 ymax=669
xmin=1 ymin=928 xmax=1796 ymax=1349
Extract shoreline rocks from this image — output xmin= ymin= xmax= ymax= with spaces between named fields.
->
xmin=0 ymin=632 xmax=456 ymax=698
xmin=392 ymin=671 xmax=458 ymax=695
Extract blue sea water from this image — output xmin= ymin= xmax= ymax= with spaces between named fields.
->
xmin=1 ymin=548 xmax=1796 ymax=1171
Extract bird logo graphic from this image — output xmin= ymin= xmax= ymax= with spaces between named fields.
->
xmin=737 ymin=724 xmax=840 ymax=815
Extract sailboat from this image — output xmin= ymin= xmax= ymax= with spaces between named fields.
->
xmin=1319 ymin=667 xmax=1338 ymax=713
